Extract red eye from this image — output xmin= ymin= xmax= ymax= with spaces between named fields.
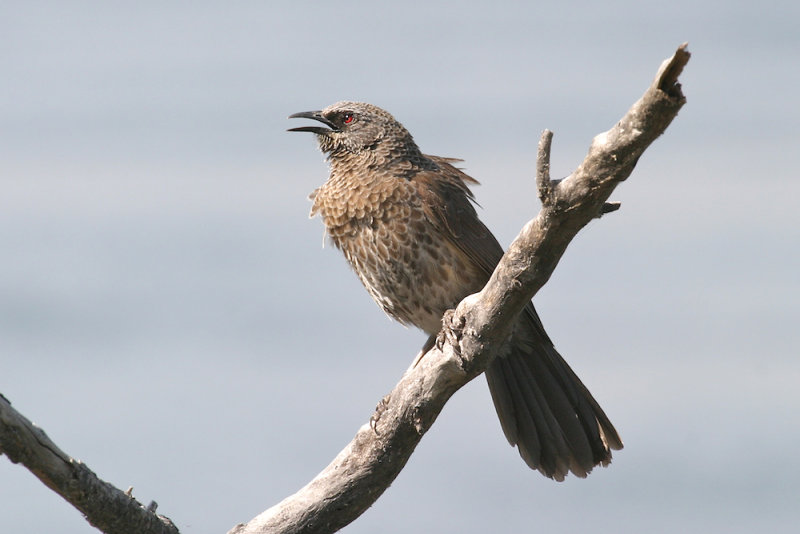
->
xmin=343 ymin=113 xmax=354 ymax=124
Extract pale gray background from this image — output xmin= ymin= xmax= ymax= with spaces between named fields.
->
xmin=1 ymin=1 xmax=798 ymax=533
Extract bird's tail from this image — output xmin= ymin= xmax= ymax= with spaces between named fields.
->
xmin=484 ymin=310 xmax=623 ymax=481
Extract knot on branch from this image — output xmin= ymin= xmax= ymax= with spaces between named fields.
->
xmin=369 ymin=395 xmax=391 ymax=435
xmin=597 ymin=201 xmax=622 ymax=218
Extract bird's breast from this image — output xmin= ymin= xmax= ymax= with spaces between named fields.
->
xmin=312 ymin=176 xmax=484 ymax=334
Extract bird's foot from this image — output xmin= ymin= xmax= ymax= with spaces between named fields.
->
xmin=436 ymin=309 xmax=467 ymax=368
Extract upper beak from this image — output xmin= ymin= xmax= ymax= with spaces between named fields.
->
xmin=287 ymin=111 xmax=339 ymax=134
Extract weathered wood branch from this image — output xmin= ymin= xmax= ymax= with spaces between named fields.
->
xmin=0 ymin=393 xmax=178 ymax=534
xmin=0 ymin=44 xmax=689 ymax=534
xmin=230 ymin=44 xmax=689 ymax=534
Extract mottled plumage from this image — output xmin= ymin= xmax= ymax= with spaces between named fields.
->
xmin=289 ymin=101 xmax=622 ymax=480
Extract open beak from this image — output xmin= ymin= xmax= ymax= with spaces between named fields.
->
xmin=287 ymin=111 xmax=339 ymax=134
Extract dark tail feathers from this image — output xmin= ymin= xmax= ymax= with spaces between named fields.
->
xmin=484 ymin=313 xmax=623 ymax=480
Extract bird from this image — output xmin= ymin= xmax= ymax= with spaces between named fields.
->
xmin=288 ymin=101 xmax=622 ymax=480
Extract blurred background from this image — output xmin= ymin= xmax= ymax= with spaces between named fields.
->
xmin=1 ymin=2 xmax=798 ymax=533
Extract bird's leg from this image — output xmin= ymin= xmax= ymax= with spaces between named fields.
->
xmin=409 ymin=334 xmax=437 ymax=369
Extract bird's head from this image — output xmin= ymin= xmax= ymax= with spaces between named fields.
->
xmin=288 ymin=101 xmax=412 ymax=156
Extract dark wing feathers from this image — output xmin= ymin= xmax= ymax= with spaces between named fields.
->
xmin=411 ymin=156 xmax=622 ymax=480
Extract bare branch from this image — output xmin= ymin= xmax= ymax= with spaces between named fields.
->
xmin=0 ymin=394 xmax=179 ymax=534
xmin=231 ymin=44 xmax=689 ymax=534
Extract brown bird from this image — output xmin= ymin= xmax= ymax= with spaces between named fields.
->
xmin=289 ymin=101 xmax=622 ymax=480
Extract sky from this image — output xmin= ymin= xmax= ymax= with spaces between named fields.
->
xmin=1 ymin=1 xmax=799 ymax=533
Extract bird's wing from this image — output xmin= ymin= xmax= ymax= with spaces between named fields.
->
xmin=413 ymin=156 xmax=504 ymax=277
xmin=412 ymin=156 xmax=553 ymax=341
